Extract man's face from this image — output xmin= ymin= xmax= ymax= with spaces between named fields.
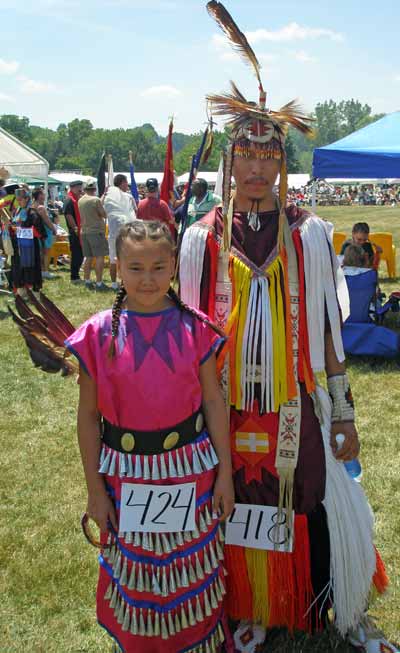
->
xmin=233 ymin=148 xmax=281 ymax=201
xmin=71 ymin=185 xmax=83 ymax=198
xmin=37 ymin=191 xmax=45 ymax=204
xmin=120 ymin=179 xmax=129 ymax=192
xmin=192 ymin=181 xmax=205 ymax=200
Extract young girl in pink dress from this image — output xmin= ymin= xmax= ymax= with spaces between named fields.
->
xmin=66 ymin=220 xmax=234 ymax=653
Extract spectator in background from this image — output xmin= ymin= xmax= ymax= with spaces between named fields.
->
xmin=186 ymin=178 xmax=221 ymax=227
xmin=340 ymin=222 xmax=382 ymax=270
xmin=103 ymin=173 xmax=136 ymax=291
xmin=32 ymin=188 xmax=57 ymax=280
xmin=342 ymin=244 xmax=370 ymax=275
xmin=137 ymin=178 xmax=176 ymax=237
xmin=9 ymin=186 xmax=47 ymax=295
xmin=78 ymin=180 xmax=109 ymax=291
xmin=64 ymin=180 xmax=84 ymax=283
xmin=0 ymin=179 xmax=7 ymax=198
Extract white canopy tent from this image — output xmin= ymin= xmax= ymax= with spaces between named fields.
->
xmin=50 ymin=172 xmax=96 ymax=185
xmin=114 ymin=172 xmax=165 ymax=185
xmin=0 ymin=126 xmax=49 ymax=199
xmin=178 ymin=171 xmax=310 ymax=189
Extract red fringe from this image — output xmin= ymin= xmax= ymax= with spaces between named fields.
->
xmin=292 ymin=229 xmax=315 ymax=393
xmin=268 ymin=515 xmax=314 ymax=633
xmin=223 ymin=545 xmax=253 ymax=621
xmin=373 ymin=546 xmax=389 ymax=595
xmin=293 ymin=514 xmax=318 ymax=632
xmin=206 ymin=231 xmax=218 ymax=319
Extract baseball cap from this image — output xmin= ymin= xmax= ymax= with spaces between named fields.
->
xmin=85 ymin=180 xmax=97 ymax=190
xmin=70 ymin=180 xmax=83 ymax=188
xmin=146 ymin=178 xmax=158 ymax=192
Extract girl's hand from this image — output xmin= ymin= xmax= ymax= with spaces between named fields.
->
xmin=87 ymin=490 xmax=118 ymax=533
xmin=213 ymin=470 xmax=235 ymax=521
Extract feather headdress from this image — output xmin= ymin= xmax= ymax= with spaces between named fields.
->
xmin=206 ymin=1 xmax=313 ymax=139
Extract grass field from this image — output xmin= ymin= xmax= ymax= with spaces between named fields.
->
xmin=0 ymin=206 xmax=399 ymax=652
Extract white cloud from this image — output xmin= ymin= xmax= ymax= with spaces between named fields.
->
xmin=0 ymin=92 xmax=15 ymax=102
xmin=0 ymin=58 xmax=19 ymax=75
xmin=294 ymin=50 xmax=317 ymax=63
xmin=213 ymin=22 xmax=343 ymax=53
xmin=247 ymin=22 xmax=344 ymax=43
xmin=258 ymin=53 xmax=278 ymax=64
xmin=18 ymin=75 xmax=57 ymax=94
xmin=394 ymin=75 xmax=400 ymax=82
xmin=140 ymin=85 xmax=182 ymax=98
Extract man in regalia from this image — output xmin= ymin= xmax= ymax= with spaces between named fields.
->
xmin=180 ymin=3 xmax=395 ymax=651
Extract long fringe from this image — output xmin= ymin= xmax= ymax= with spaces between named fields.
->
xmin=223 ymin=545 xmax=253 ymax=620
xmin=224 ymin=516 xmax=314 ymax=633
xmin=317 ymin=386 xmax=377 ymax=636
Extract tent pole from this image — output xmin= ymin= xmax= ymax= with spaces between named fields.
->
xmin=44 ymin=165 xmax=49 ymax=208
xmin=311 ymin=179 xmax=317 ymax=209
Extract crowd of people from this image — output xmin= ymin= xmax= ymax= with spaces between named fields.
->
xmin=288 ymin=181 xmax=400 ymax=207
xmin=0 ymin=173 xmax=221 ymax=295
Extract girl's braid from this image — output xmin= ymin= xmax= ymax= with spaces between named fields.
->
xmin=108 ymin=284 xmax=127 ymax=358
xmin=167 ymin=286 xmax=225 ymax=338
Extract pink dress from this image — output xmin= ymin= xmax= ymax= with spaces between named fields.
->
xmin=66 ymin=305 xmax=229 ymax=653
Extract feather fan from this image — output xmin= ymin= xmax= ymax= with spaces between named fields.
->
xmin=9 ymin=291 xmax=77 ymax=376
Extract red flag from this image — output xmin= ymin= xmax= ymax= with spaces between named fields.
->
xmin=160 ymin=119 xmax=174 ymax=205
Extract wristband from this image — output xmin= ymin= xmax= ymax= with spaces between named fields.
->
xmin=327 ymin=374 xmax=355 ymax=423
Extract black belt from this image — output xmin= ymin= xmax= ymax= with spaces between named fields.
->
xmin=101 ymin=408 xmax=205 ymax=455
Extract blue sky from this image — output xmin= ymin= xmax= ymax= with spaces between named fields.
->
xmin=0 ymin=0 xmax=399 ymax=134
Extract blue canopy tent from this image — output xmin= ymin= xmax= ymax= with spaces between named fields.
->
xmin=312 ymin=112 xmax=400 ymax=358
xmin=312 ymin=111 xmax=400 ymax=180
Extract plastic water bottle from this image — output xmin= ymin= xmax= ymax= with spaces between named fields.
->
xmin=335 ymin=433 xmax=363 ymax=482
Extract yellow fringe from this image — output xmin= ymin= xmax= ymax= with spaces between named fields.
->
xmin=220 ymin=254 xmax=291 ymax=413
xmin=232 ymin=259 xmax=251 ymax=409
xmin=268 ymin=259 xmax=288 ymax=411
xmin=245 ymin=548 xmax=270 ymax=626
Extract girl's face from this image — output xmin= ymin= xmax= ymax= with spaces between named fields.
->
xmin=117 ymin=237 xmax=175 ymax=312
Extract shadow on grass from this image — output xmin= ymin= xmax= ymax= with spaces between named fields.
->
xmin=256 ymin=626 xmax=399 ymax=652
xmin=347 ymin=354 xmax=400 ymax=370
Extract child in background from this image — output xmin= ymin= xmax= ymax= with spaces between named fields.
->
xmin=9 ymin=186 xmax=47 ymax=295
xmin=66 ymin=220 xmax=234 ymax=653
xmin=341 ymin=222 xmax=382 ymax=270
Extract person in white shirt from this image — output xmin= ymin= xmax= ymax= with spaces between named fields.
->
xmin=103 ymin=174 xmax=136 ymax=290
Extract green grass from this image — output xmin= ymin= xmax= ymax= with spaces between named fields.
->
xmin=0 ymin=206 xmax=399 ymax=651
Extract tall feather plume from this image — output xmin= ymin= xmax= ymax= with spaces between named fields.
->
xmin=207 ymin=1 xmax=263 ymax=91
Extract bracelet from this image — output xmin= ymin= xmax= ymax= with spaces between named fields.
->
xmin=327 ymin=374 xmax=355 ymax=423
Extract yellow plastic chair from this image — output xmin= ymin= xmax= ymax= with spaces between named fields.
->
xmin=369 ymin=232 xmax=397 ymax=279
xmin=48 ymin=240 xmax=70 ymax=269
xmin=332 ymin=231 xmax=347 ymax=255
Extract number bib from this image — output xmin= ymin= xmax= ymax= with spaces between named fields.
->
xmin=16 ymin=227 xmax=34 ymax=240
xmin=119 ymin=482 xmax=196 ymax=533
xmin=225 ymin=503 xmax=294 ymax=552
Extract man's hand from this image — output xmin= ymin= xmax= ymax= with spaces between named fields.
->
xmin=330 ymin=421 xmax=360 ymax=461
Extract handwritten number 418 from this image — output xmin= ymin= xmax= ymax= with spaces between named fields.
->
xmin=228 ymin=506 xmax=291 ymax=547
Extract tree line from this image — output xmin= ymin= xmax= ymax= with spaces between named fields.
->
xmin=0 ymin=100 xmax=384 ymax=177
